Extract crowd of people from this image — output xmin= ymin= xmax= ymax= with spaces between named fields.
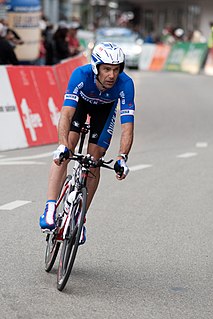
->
xmin=0 ymin=16 xmax=84 ymax=66
xmin=1 ymin=12 xmax=213 ymax=66
xmin=0 ymin=19 xmax=21 ymax=65
xmin=37 ymin=17 xmax=84 ymax=66
xmin=142 ymin=25 xmax=209 ymax=45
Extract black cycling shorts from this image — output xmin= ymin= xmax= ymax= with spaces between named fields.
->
xmin=70 ymin=97 xmax=117 ymax=150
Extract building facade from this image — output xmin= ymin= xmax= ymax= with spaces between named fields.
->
xmin=41 ymin=0 xmax=213 ymax=40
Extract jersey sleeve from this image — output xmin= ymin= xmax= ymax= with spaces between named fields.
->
xmin=119 ymin=77 xmax=135 ymax=124
xmin=63 ymin=67 xmax=84 ymax=108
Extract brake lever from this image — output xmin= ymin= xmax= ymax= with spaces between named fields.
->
xmin=104 ymin=159 xmax=114 ymax=165
xmin=101 ymin=163 xmax=114 ymax=170
xmin=59 ymin=153 xmax=65 ymax=164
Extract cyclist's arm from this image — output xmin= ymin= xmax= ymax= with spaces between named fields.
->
xmin=118 ymin=75 xmax=135 ymax=156
xmin=115 ymin=76 xmax=135 ymax=179
xmin=58 ymin=67 xmax=86 ymax=145
xmin=114 ymin=122 xmax=133 ymax=180
xmin=58 ymin=106 xmax=75 ymax=147
xmin=117 ymin=122 xmax=134 ymax=160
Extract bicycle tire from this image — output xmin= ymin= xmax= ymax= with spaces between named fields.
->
xmin=45 ymin=175 xmax=72 ymax=272
xmin=57 ymin=187 xmax=87 ymax=291
xmin=45 ymin=234 xmax=60 ymax=272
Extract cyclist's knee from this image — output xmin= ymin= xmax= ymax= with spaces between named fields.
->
xmin=87 ymin=143 xmax=106 ymax=160
xmin=68 ymin=131 xmax=80 ymax=151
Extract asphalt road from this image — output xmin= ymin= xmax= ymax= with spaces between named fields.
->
xmin=0 ymin=70 xmax=213 ymax=319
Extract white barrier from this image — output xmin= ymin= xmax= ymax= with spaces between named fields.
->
xmin=0 ymin=66 xmax=28 ymax=151
xmin=139 ymin=44 xmax=156 ymax=70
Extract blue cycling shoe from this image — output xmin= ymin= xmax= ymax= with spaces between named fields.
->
xmin=79 ymin=225 xmax=86 ymax=245
xmin=39 ymin=200 xmax=56 ymax=231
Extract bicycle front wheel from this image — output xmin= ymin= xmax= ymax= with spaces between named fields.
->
xmin=57 ymin=187 xmax=87 ymax=291
xmin=45 ymin=175 xmax=72 ymax=272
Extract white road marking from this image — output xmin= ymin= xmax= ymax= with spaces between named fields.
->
xmin=0 ymin=151 xmax=53 ymax=165
xmin=0 ymin=200 xmax=31 ymax=210
xmin=0 ymin=161 xmax=45 ymax=165
xmin=177 ymin=152 xmax=197 ymax=158
xmin=196 ymin=142 xmax=208 ymax=148
xmin=0 ymin=152 xmax=53 ymax=162
xmin=130 ymin=164 xmax=152 ymax=171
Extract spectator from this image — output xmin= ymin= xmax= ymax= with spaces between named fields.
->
xmin=173 ymin=27 xmax=185 ymax=42
xmin=161 ymin=26 xmax=175 ymax=45
xmin=5 ymin=28 xmax=24 ymax=49
xmin=39 ymin=13 xmax=49 ymax=32
xmin=43 ymin=23 xmax=55 ymax=65
xmin=190 ymin=29 xmax=206 ymax=43
xmin=0 ymin=18 xmax=24 ymax=48
xmin=68 ymin=22 xmax=83 ymax=56
xmin=144 ymin=32 xmax=155 ymax=44
xmin=35 ymin=31 xmax=46 ymax=65
xmin=53 ymin=24 xmax=70 ymax=63
xmin=0 ymin=23 xmax=19 ymax=65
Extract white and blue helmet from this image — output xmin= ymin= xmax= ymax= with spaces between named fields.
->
xmin=91 ymin=42 xmax=125 ymax=75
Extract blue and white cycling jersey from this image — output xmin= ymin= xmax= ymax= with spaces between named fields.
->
xmin=63 ymin=64 xmax=135 ymax=124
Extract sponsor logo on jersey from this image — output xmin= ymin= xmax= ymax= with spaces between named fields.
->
xmin=120 ymin=109 xmax=135 ymax=116
xmin=120 ymin=91 xmax=125 ymax=98
xmin=78 ymin=82 xmax=84 ymax=89
xmin=91 ymin=133 xmax=99 ymax=139
xmin=72 ymin=120 xmax=80 ymax=127
xmin=64 ymin=94 xmax=79 ymax=102
xmin=73 ymin=82 xmax=84 ymax=94
xmin=107 ymin=113 xmax=116 ymax=135
xmin=80 ymin=91 xmax=116 ymax=104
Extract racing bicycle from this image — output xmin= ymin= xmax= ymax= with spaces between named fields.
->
xmin=44 ymin=122 xmax=114 ymax=291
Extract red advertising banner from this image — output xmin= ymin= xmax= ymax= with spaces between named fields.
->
xmin=149 ymin=44 xmax=171 ymax=71
xmin=7 ymin=66 xmax=62 ymax=146
xmin=54 ymin=62 xmax=73 ymax=97
xmin=204 ymin=48 xmax=213 ymax=76
xmin=54 ymin=53 xmax=88 ymax=96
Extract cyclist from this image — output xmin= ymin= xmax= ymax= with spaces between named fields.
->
xmin=39 ymin=42 xmax=135 ymax=244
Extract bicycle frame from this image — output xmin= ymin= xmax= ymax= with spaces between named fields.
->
xmin=58 ymin=122 xmax=91 ymax=240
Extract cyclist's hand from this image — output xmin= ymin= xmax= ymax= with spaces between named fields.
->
xmin=114 ymin=159 xmax=129 ymax=180
xmin=53 ymin=144 xmax=69 ymax=165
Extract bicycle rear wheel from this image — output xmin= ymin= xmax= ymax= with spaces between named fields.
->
xmin=57 ymin=187 xmax=87 ymax=291
xmin=45 ymin=175 xmax=72 ymax=272
xmin=45 ymin=232 xmax=60 ymax=272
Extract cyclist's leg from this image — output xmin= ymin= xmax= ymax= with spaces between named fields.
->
xmin=47 ymin=131 xmax=79 ymax=200
xmin=40 ymin=131 xmax=80 ymax=230
xmin=46 ymin=99 xmax=88 ymax=202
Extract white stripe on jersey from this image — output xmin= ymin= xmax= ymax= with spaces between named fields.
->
xmin=120 ymin=109 xmax=135 ymax=116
